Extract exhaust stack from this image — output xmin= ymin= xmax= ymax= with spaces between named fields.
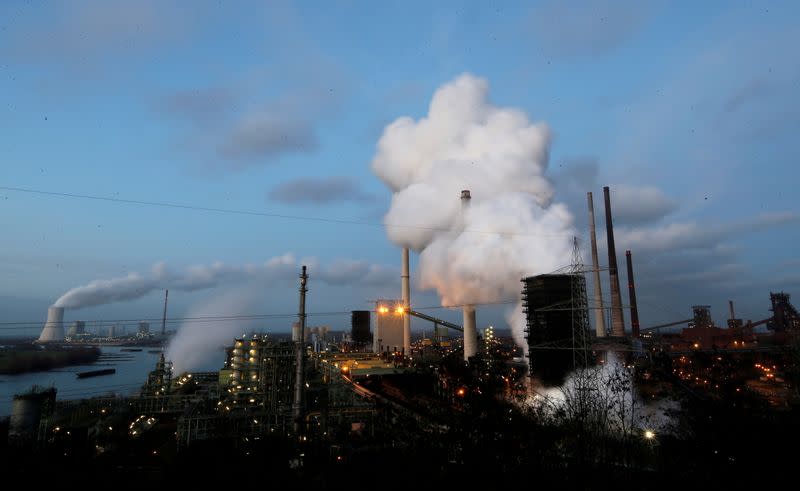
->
xmin=161 ymin=289 xmax=169 ymax=336
xmin=587 ymin=192 xmax=606 ymax=337
xmin=292 ymin=266 xmax=308 ymax=435
xmin=603 ymin=186 xmax=626 ymax=337
xmin=38 ymin=306 xmax=65 ymax=343
xmin=729 ymin=300 xmax=736 ymax=321
xmin=460 ymin=190 xmax=478 ymax=361
xmin=402 ymin=248 xmax=411 ymax=356
xmin=625 ymin=250 xmax=640 ymax=338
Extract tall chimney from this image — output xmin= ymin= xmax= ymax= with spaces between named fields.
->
xmin=625 ymin=250 xmax=640 ymax=338
xmin=463 ymin=305 xmax=477 ymax=360
xmin=402 ymin=248 xmax=411 ymax=356
xmin=38 ymin=306 xmax=65 ymax=343
xmin=603 ymin=186 xmax=625 ymax=337
xmin=161 ymin=289 xmax=169 ymax=336
xmin=729 ymin=300 xmax=735 ymax=321
xmin=460 ymin=190 xmax=478 ymax=361
xmin=293 ymin=266 xmax=308 ymax=434
xmin=587 ymin=192 xmax=607 ymax=337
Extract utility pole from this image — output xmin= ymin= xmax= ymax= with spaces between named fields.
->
xmin=293 ymin=266 xmax=308 ymax=435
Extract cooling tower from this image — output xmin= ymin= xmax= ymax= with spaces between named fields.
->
xmin=38 ymin=306 xmax=65 ymax=343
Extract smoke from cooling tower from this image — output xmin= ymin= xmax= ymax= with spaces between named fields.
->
xmin=372 ymin=74 xmax=575 ymax=350
xmin=53 ymin=254 xmax=396 ymax=310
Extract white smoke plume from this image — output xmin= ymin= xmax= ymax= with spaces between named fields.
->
xmin=166 ymin=287 xmax=262 ymax=374
xmin=372 ymin=73 xmax=576 ymax=349
xmin=53 ymin=254 xmax=396 ymax=309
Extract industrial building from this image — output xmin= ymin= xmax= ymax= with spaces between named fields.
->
xmin=523 ymin=273 xmax=590 ymax=383
xmin=351 ymin=310 xmax=371 ymax=348
xmin=374 ymin=299 xmax=404 ymax=355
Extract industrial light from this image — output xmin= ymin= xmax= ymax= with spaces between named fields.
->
xmin=395 ymin=306 xmax=405 ymax=314
xmin=644 ymin=430 xmax=655 ymax=440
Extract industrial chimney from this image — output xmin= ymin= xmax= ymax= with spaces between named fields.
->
xmin=603 ymin=186 xmax=626 ymax=337
xmin=401 ymin=248 xmax=411 ymax=356
xmin=587 ymin=192 xmax=606 ymax=337
xmin=38 ymin=306 xmax=65 ymax=343
xmin=460 ymin=190 xmax=478 ymax=361
xmin=625 ymin=250 xmax=640 ymax=338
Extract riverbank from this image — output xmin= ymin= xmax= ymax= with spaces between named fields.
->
xmin=0 ymin=346 xmax=101 ymax=375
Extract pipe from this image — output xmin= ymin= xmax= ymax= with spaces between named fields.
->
xmin=587 ymin=192 xmax=607 ymax=337
xmin=603 ymin=186 xmax=626 ymax=337
xmin=161 ymin=289 xmax=169 ymax=336
xmin=38 ymin=306 xmax=65 ymax=342
xmin=292 ymin=266 xmax=308 ymax=435
xmin=402 ymin=248 xmax=411 ymax=356
xmin=625 ymin=250 xmax=640 ymax=338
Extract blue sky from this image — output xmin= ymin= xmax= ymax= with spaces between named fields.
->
xmin=1 ymin=0 xmax=799 ymax=336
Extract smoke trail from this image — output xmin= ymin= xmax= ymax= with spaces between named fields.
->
xmin=372 ymin=74 xmax=575 ymax=349
xmin=53 ymin=254 xmax=396 ymax=309
xmin=166 ymin=287 xmax=262 ymax=374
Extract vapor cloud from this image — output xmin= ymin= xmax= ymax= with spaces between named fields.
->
xmin=53 ymin=254 xmax=396 ymax=310
xmin=529 ymin=0 xmax=655 ymax=58
xmin=372 ymin=73 xmax=576 ymax=349
xmin=268 ymin=176 xmax=375 ymax=204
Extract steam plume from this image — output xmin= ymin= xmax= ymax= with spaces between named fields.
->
xmin=53 ymin=254 xmax=395 ymax=309
xmin=372 ymin=74 xmax=575 ymax=349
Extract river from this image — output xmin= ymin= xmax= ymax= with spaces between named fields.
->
xmin=0 ymin=346 xmax=223 ymax=416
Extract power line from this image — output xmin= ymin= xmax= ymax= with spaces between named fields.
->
xmin=0 ymin=299 xmax=528 ymax=331
xmin=0 ymin=185 xmax=577 ymax=238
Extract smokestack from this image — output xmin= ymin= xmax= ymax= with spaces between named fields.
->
xmin=729 ymin=300 xmax=735 ymax=320
xmin=293 ymin=265 xmax=308 ymax=434
xmin=463 ymin=305 xmax=477 ymax=360
xmin=402 ymin=248 xmax=411 ymax=356
xmin=161 ymin=289 xmax=169 ymax=336
xmin=603 ymin=186 xmax=626 ymax=337
xmin=625 ymin=250 xmax=640 ymax=338
xmin=460 ymin=189 xmax=478 ymax=361
xmin=38 ymin=307 xmax=65 ymax=343
xmin=587 ymin=192 xmax=606 ymax=337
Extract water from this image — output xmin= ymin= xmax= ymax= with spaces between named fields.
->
xmin=0 ymin=346 xmax=222 ymax=416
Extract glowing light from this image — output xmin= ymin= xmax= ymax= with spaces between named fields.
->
xmin=378 ymin=306 xmax=389 ymax=314
xmin=395 ymin=306 xmax=405 ymax=314
xmin=644 ymin=430 xmax=655 ymax=440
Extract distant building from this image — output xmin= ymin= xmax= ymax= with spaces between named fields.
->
xmin=351 ymin=310 xmax=371 ymax=346
xmin=66 ymin=320 xmax=86 ymax=338
xmin=138 ymin=321 xmax=150 ymax=334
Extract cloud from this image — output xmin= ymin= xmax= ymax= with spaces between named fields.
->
xmin=3 ymin=0 xmax=199 ymax=66
xmin=268 ymin=177 xmax=374 ymax=205
xmin=615 ymin=212 xmax=800 ymax=255
xmin=157 ymin=87 xmax=238 ymax=126
xmin=722 ymin=78 xmax=773 ymax=114
xmin=217 ymin=115 xmax=317 ymax=165
xmin=610 ymin=184 xmax=678 ymax=226
xmin=53 ymin=254 xmax=397 ymax=310
xmin=529 ymin=0 xmax=655 ymax=58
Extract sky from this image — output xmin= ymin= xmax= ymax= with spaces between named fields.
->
xmin=1 ymin=0 xmax=799 ymax=339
